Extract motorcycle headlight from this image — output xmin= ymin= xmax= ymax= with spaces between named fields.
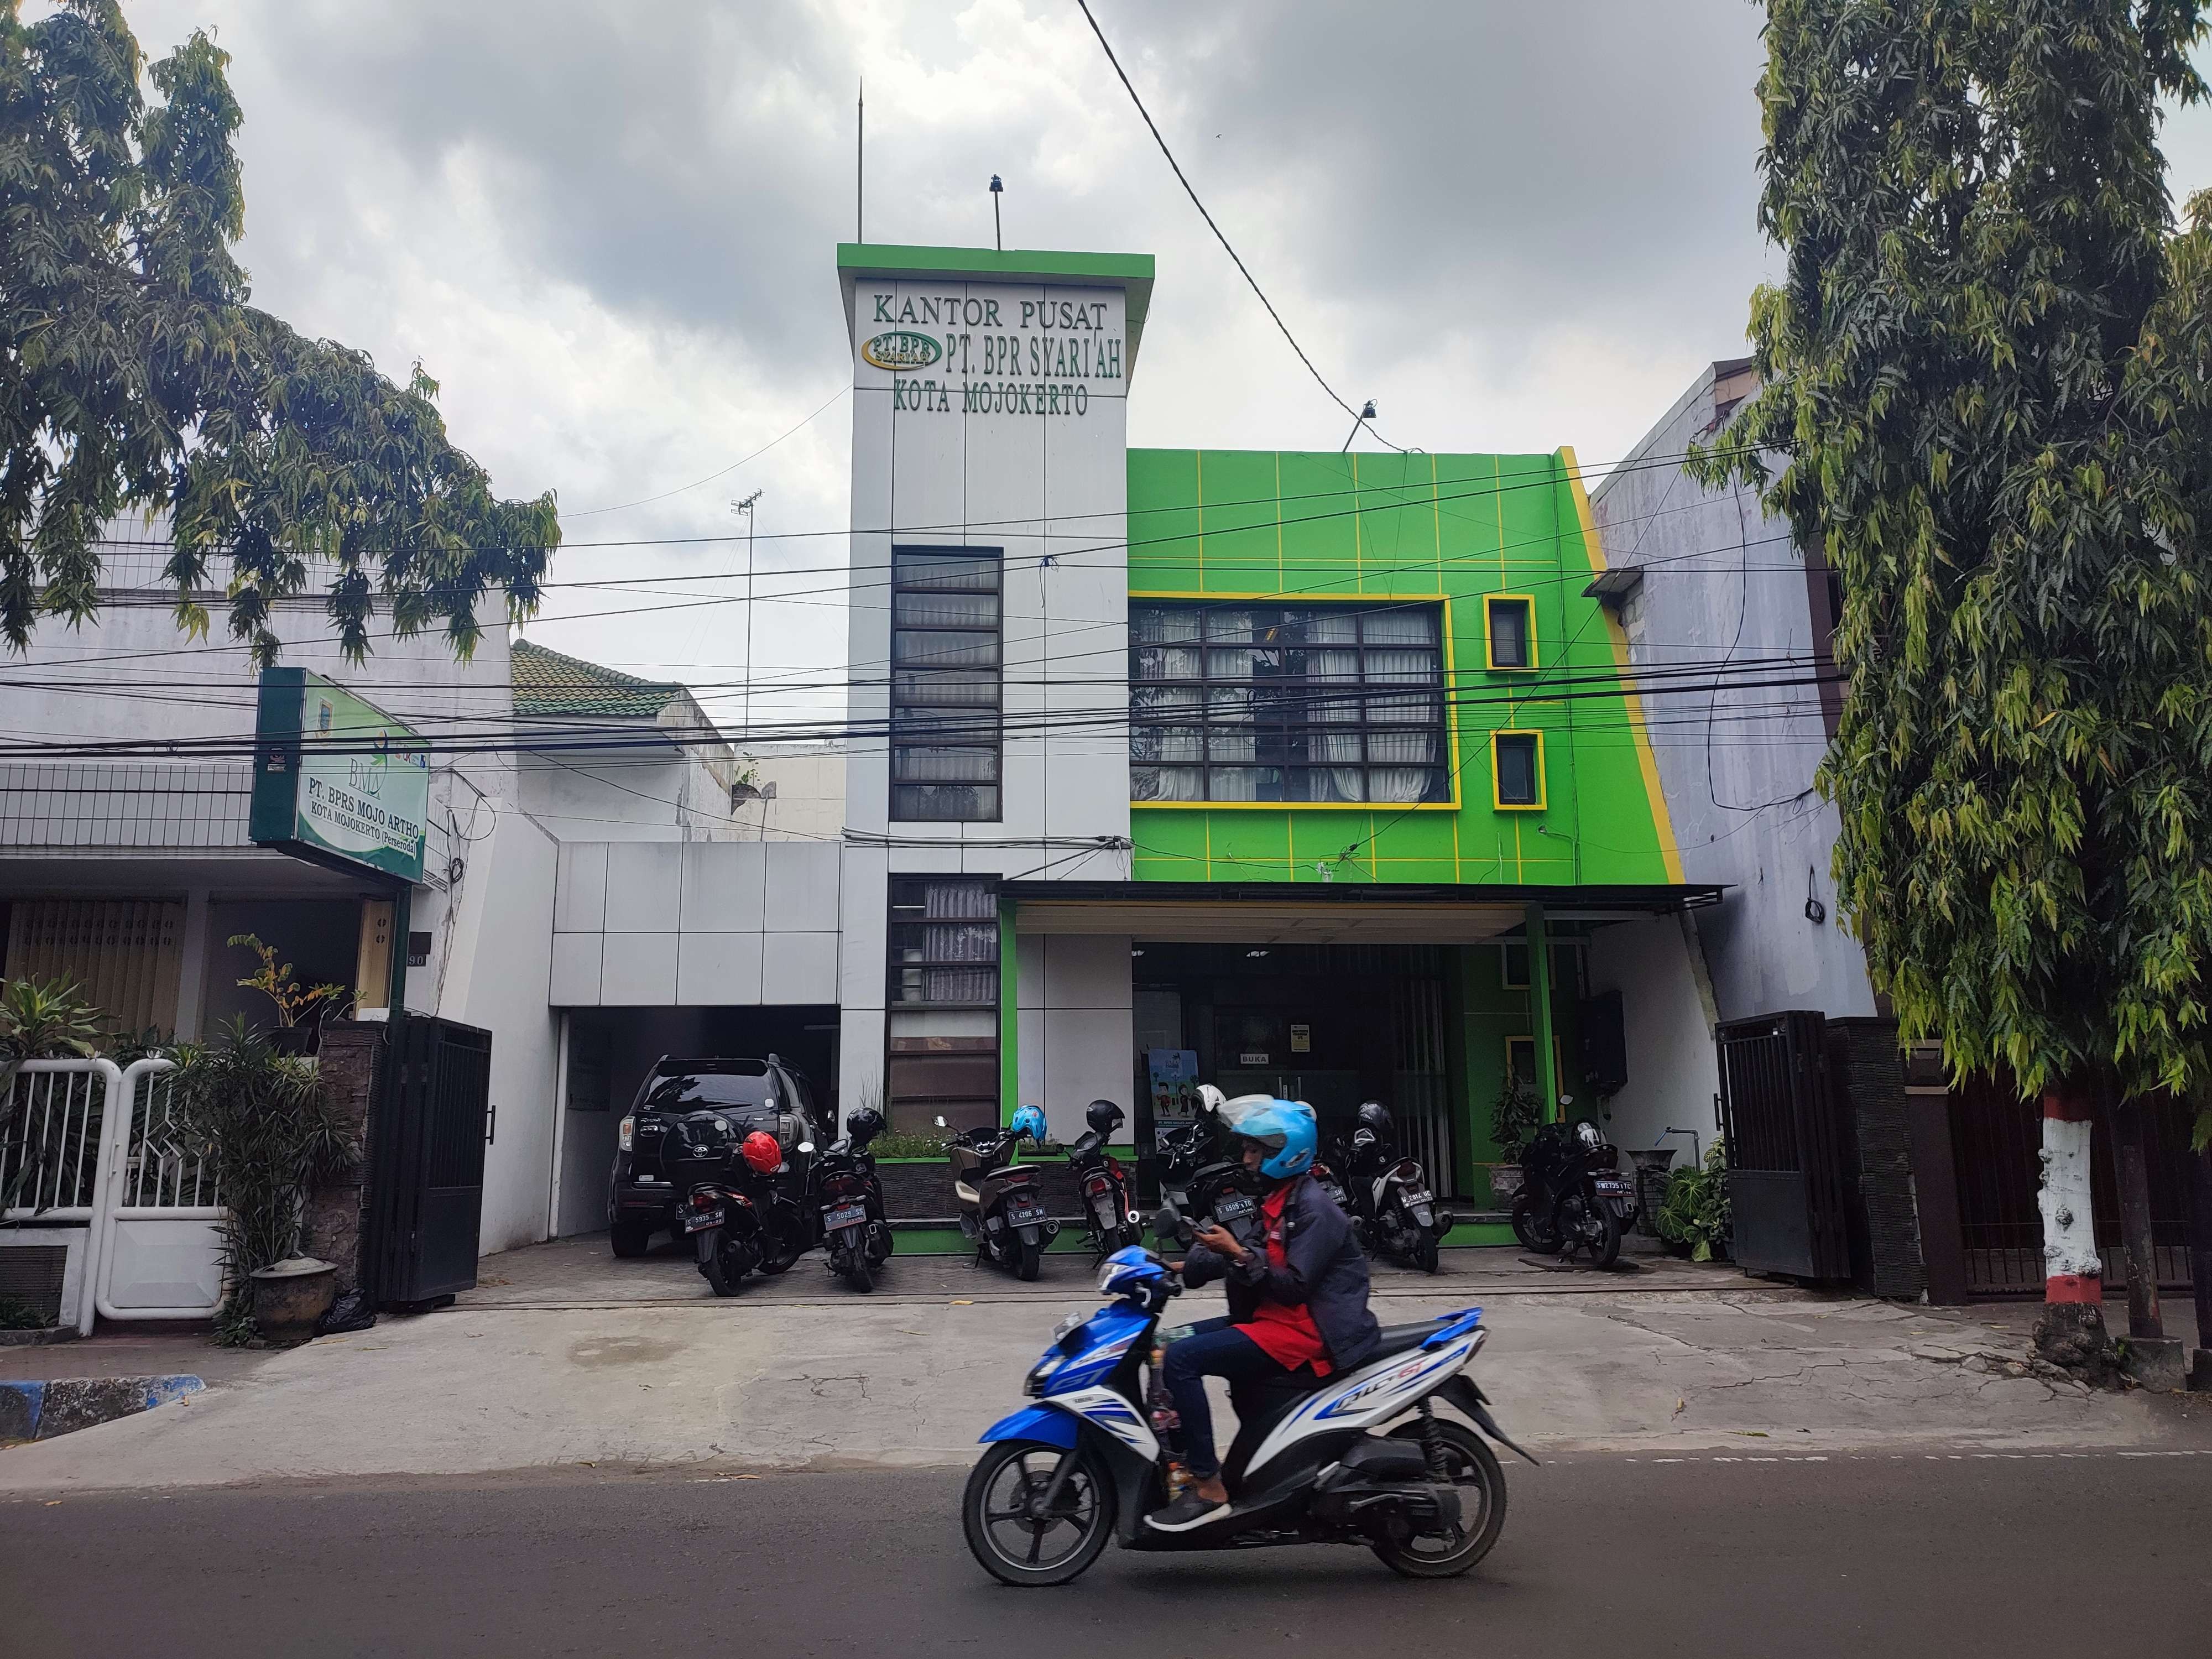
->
xmin=1024 ymin=1350 xmax=1062 ymax=1397
xmin=618 ymin=1115 xmax=634 ymax=1152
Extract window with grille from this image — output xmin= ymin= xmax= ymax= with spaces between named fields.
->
xmin=1129 ymin=602 xmax=1449 ymax=805
xmin=891 ymin=547 xmax=1002 ymax=822
xmin=887 ymin=877 xmax=999 ymax=1005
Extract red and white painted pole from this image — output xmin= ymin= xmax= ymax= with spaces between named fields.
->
xmin=2034 ymin=1079 xmax=2109 ymax=1365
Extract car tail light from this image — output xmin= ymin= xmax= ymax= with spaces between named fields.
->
xmin=618 ymin=1115 xmax=634 ymax=1152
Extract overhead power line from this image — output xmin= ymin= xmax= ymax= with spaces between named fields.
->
xmin=1074 ymin=0 xmax=1400 ymax=450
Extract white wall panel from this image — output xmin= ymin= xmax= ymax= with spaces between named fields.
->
xmin=603 ymin=842 xmax=682 ymax=933
xmin=550 ymin=933 xmax=603 ymax=1006
xmin=554 ymin=842 xmax=608 ymax=932
xmin=763 ymin=842 xmax=840 ymax=932
xmin=765 ymin=930 xmax=839 ymax=1005
xmin=677 ymin=931 xmax=763 ymax=1005
xmin=599 ymin=931 xmax=678 ymax=1005
xmin=681 ymin=841 xmax=766 ymax=932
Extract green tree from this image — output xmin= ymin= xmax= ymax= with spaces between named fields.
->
xmin=1 ymin=1 xmax=557 ymax=665
xmin=1695 ymin=1 xmax=2212 ymax=1362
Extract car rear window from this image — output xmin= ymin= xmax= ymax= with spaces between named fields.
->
xmin=645 ymin=1073 xmax=776 ymax=1110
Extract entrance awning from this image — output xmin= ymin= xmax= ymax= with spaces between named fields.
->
xmin=1000 ymin=881 xmax=1723 ymax=945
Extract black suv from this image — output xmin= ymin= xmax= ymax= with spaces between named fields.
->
xmin=606 ymin=1055 xmax=823 ymax=1256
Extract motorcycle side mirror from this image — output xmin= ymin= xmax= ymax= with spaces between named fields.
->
xmin=1152 ymin=1206 xmax=1192 ymax=1249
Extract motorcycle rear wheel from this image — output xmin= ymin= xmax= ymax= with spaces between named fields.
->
xmin=1412 ymin=1229 xmax=1441 ymax=1275
xmin=701 ymin=1239 xmax=742 ymax=1297
xmin=1509 ymin=1193 xmax=1559 ymax=1254
xmin=846 ymin=1248 xmax=874 ymax=1292
xmin=1573 ymin=1195 xmax=1623 ymax=1269
xmin=1015 ymin=1234 xmax=1044 ymax=1281
xmin=963 ymin=1440 xmax=1113 ymax=1587
xmin=1371 ymin=1421 xmax=1506 ymax=1579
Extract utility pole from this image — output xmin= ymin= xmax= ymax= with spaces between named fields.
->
xmin=990 ymin=174 xmax=1003 ymax=251
xmin=732 ymin=489 xmax=763 ymax=743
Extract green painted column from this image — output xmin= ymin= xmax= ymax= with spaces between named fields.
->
xmin=1525 ymin=902 xmax=1559 ymax=1124
xmin=998 ymin=900 xmax=1019 ymax=1126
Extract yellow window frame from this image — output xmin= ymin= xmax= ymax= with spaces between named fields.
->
xmin=1483 ymin=593 xmax=1538 ymax=671
xmin=1490 ymin=728 xmax=1546 ymax=812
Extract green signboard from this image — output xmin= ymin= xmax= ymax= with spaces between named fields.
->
xmin=249 ymin=669 xmax=430 ymax=884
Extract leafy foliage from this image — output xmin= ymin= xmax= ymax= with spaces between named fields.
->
xmin=0 ymin=975 xmax=103 ymax=1219
xmin=0 ymin=1 xmax=558 ymax=664
xmin=1695 ymin=2 xmax=2212 ymax=1115
xmin=167 ymin=1018 xmax=355 ymax=1344
xmin=226 ymin=932 xmax=347 ymax=1029
xmin=1489 ymin=1076 xmax=1542 ymax=1162
xmin=1655 ymin=1139 xmax=1731 ymax=1262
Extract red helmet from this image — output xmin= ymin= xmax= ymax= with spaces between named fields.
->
xmin=740 ymin=1130 xmax=783 ymax=1176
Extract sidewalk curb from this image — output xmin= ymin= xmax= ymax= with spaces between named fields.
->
xmin=1 ymin=1375 xmax=205 ymax=1442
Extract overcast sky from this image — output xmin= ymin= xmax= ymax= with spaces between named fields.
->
xmin=97 ymin=1 xmax=2212 ymax=739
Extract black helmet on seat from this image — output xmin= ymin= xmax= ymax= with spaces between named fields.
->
xmin=1356 ymin=1100 xmax=1393 ymax=1134
xmin=844 ymin=1107 xmax=885 ymax=1146
xmin=1085 ymin=1098 xmax=1124 ymax=1135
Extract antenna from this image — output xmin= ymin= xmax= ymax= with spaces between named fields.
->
xmin=1339 ymin=399 xmax=1378 ymax=452
xmin=732 ymin=490 xmax=763 ymax=738
xmin=856 ymin=80 xmax=865 ymax=242
xmin=989 ymin=174 xmax=1003 ymax=251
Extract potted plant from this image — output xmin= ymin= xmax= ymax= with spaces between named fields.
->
xmin=1654 ymin=1138 xmax=1733 ymax=1262
xmin=227 ymin=933 xmax=349 ymax=1054
xmin=169 ymin=1018 xmax=358 ymax=1344
xmin=1487 ymin=1076 xmax=1542 ymax=1206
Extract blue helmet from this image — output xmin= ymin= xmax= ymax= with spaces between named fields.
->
xmin=1010 ymin=1104 xmax=1047 ymax=1143
xmin=1237 ymin=1098 xmax=1317 ymax=1181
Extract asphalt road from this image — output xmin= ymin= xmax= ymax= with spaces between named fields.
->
xmin=5 ymin=1452 xmax=2206 ymax=1657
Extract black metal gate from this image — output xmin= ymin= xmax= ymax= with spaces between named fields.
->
xmin=365 ymin=1011 xmax=493 ymax=1306
xmin=1715 ymin=1011 xmax=1854 ymax=1280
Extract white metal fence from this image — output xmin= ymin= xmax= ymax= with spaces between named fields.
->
xmin=1 ymin=1056 xmax=225 ymax=1333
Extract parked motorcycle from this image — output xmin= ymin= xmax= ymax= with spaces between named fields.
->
xmin=1067 ymin=1098 xmax=1142 ymax=1261
xmin=1155 ymin=1086 xmax=1265 ymax=1246
xmin=1340 ymin=1102 xmax=1450 ymax=1274
xmin=950 ymin=1104 xmax=1059 ymax=1280
xmin=958 ymin=1209 xmax=1532 ymax=1587
xmin=1510 ymin=1118 xmax=1634 ymax=1269
xmin=816 ymin=1107 xmax=894 ymax=1292
xmin=665 ymin=1114 xmax=778 ymax=1296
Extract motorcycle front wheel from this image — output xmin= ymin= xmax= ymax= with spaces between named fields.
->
xmin=1509 ymin=1193 xmax=1559 ymax=1254
xmin=1372 ymin=1421 xmax=1506 ymax=1579
xmin=963 ymin=1440 xmax=1114 ymax=1587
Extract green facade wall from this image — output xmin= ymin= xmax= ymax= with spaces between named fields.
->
xmin=1124 ymin=447 xmax=1683 ymax=887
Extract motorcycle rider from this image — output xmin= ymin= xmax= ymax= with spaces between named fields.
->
xmin=1147 ymin=1099 xmax=1381 ymax=1533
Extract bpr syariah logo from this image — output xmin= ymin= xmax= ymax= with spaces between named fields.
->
xmin=862 ymin=330 xmax=942 ymax=371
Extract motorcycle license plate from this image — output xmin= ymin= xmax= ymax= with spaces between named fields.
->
xmin=1400 ymin=1188 xmax=1433 ymax=1207
xmin=823 ymin=1203 xmax=868 ymax=1229
xmin=1005 ymin=1204 xmax=1047 ymax=1226
xmin=682 ymin=1206 xmax=723 ymax=1233
xmin=1594 ymin=1179 xmax=1632 ymax=1195
xmin=1214 ymin=1194 xmax=1256 ymax=1224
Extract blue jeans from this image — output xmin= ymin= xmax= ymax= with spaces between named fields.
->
xmin=1160 ymin=1315 xmax=1290 ymax=1480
